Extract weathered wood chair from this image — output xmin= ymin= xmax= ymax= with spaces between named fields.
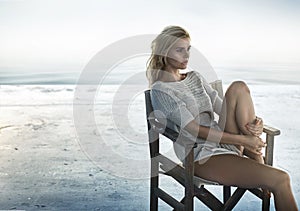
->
xmin=144 ymin=80 xmax=280 ymax=211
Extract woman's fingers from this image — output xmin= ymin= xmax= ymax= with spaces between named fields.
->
xmin=247 ymin=127 xmax=259 ymax=136
xmin=255 ymin=117 xmax=262 ymax=124
xmin=245 ymin=136 xmax=266 ymax=155
xmin=246 ymin=146 xmax=262 ymax=155
xmin=246 ymin=119 xmax=264 ymax=137
xmin=257 ymin=137 xmax=267 ymax=148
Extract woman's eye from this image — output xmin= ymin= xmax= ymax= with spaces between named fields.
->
xmin=176 ymin=47 xmax=191 ymax=53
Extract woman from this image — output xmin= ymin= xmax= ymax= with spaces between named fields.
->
xmin=146 ymin=25 xmax=298 ymax=210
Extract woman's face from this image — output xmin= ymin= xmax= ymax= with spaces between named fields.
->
xmin=165 ymin=38 xmax=191 ymax=71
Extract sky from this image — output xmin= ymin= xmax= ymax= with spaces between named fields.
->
xmin=0 ymin=0 xmax=300 ymax=73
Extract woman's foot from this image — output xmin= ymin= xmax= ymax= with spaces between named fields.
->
xmin=243 ymin=148 xmax=265 ymax=164
xmin=252 ymin=154 xmax=265 ymax=164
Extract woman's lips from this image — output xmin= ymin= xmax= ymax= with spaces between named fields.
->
xmin=182 ymin=61 xmax=189 ymax=65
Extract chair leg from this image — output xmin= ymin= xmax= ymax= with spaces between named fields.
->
xmin=223 ymin=186 xmax=231 ymax=203
xmin=150 ymin=140 xmax=159 ymax=211
xmin=150 ymin=176 xmax=158 ymax=211
xmin=262 ymin=189 xmax=271 ymax=211
xmin=184 ymin=145 xmax=195 ymax=211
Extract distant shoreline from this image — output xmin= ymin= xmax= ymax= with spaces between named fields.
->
xmin=0 ymin=65 xmax=299 ymax=85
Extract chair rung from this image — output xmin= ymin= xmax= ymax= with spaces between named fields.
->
xmin=194 ymin=186 xmax=223 ymax=210
xmin=223 ymin=188 xmax=246 ymax=211
xmin=154 ymin=187 xmax=185 ymax=210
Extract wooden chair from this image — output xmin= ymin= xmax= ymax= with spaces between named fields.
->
xmin=144 ymin=80 xmax=280 ymax=211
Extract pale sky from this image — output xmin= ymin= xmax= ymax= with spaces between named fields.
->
xmin=0 ymin=0 xmax=300 ymax=72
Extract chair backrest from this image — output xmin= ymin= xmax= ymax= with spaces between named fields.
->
xmin=145 ymin=90 xmax=160 ymax=145
xmin=210 ymin=80 xmax=223 ymax=98
xmin=144 ymin=90 xmax=153 ymax=123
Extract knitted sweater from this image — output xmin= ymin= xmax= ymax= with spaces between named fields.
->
xmin=151 ymin=71 xmax=222 ymax=129
xmin=151 ymin=71 xmax=239 ymax=162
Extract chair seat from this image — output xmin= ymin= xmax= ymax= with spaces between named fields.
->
xmin=193 ymin=175 xmax=219 ymax=186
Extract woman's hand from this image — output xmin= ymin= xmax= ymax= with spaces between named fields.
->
xmin=246 ymin=116 xmax=264 ymax=137
xmin=242 ymin=135 xmax=266 ymax=155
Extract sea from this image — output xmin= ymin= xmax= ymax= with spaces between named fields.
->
xmin=0 ymin=58 xmax=299 ymax=85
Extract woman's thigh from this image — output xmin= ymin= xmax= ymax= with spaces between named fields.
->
xmin=194 ymin=154 xmax=286 ymax=191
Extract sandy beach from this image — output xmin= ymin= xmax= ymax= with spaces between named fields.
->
xmin=0 ymin=84 xmax=299 ymax=210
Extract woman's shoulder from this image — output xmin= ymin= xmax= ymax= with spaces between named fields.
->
xmin=151 ymin=80 xmax=164 ymax=90
xmin=151 ymin=82 xmax=178 ymax=97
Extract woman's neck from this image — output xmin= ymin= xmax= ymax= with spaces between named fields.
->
xmin=160 ymin=69 xmax=185 ymax=82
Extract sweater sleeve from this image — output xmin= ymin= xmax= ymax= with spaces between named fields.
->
xmin=151 ymin=87 xmax=195 ymax=129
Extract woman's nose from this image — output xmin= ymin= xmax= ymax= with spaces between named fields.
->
xmin=183 ymin=50 xmax=189 ymax=58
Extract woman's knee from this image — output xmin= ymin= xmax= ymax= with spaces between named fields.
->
xmin=269 ymin=170 xmax=291 ymax=192
xmin=278 ymin=170 xmax=291 ymax=186
xmin=226 ymin=81 xmax=250 ymax=97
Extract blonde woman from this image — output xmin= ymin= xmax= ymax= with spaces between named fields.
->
xmin=147 ymin=25 xmax=297 ymax=211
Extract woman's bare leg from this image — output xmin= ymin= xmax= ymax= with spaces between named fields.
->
xmin=218 ymin=81 xmax=263 ymax=163
xmin=215 ymin=81 xmax=298 ymax=209
xmin=219 ymin=81 xmax=256 ymax=134
xmin=195 ymin=154 xmax=298 ymax=211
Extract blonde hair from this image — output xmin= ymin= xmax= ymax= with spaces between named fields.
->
xmin=146 ymin=26 xmax=190 ymax=86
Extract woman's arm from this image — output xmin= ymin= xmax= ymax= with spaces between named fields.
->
xmin=184 ymin=120 xmax=266 ymax=155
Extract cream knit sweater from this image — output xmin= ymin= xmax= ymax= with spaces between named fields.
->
xmin=151 ymin=71 xmax=239 ymax=162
